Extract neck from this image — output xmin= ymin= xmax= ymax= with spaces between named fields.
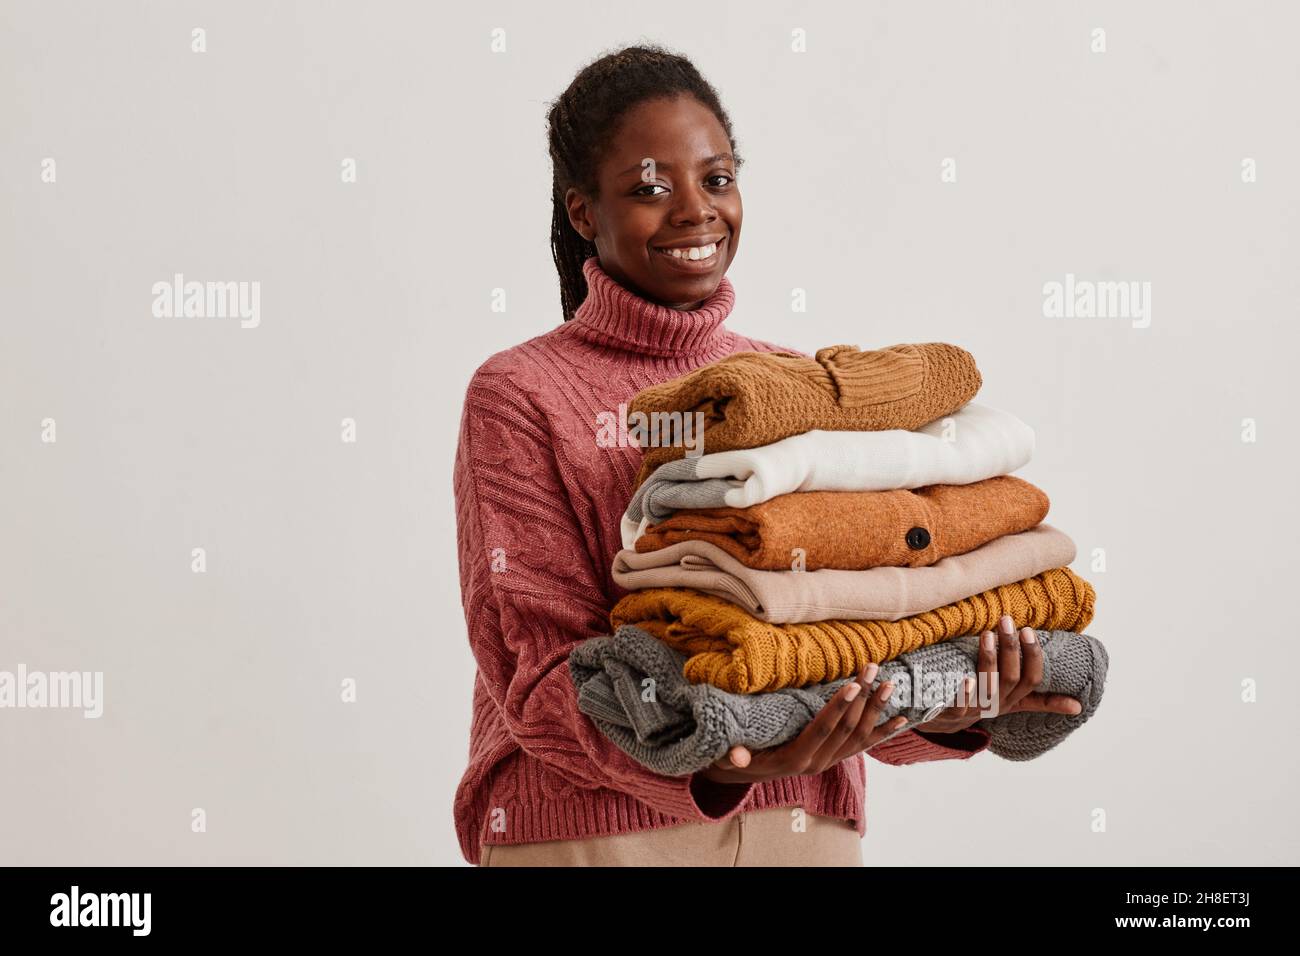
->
xmin=568 ymin=257 xmax=734 ymax=357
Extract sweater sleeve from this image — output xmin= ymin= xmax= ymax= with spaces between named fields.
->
xmin=454 ymin=366 xmax=754 ymax=821
xmin=868 ymin=726 xmax=992 ymax=766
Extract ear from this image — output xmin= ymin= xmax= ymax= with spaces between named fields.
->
xmin=565 ymin=187 xmax=597 ymax=243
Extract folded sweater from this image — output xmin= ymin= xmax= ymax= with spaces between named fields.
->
xmin=632 ymin=476 xmax=1050 ymax=572
xmin=609 ymin=567 xmax=1096 ymax=693
xmin=570 ymin=625 xmax=1108 ymax=775
xmin=613 ymin=523 xmax=1076 ymax=624
xmin=621 ymin=402 xmax=1034 ymax=548
xmin=629 ymin=343 xmax=983 ymax=485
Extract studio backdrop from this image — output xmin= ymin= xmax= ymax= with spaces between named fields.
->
xmin=1 ymin=0 xmax=1297 ymax=865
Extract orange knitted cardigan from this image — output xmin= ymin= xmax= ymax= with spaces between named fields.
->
xmin=633 ymin=476 xmax=1050 ymax=571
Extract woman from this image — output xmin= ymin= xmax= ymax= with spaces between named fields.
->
xmin=453 ymin=45 xmax=1079 ymax=867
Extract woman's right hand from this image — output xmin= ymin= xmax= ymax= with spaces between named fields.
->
xmin=697 ymin=665 xmax=907 ymax=784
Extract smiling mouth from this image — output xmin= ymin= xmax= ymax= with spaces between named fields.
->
xmin=653 ymin=237 xmax=724 ymax=262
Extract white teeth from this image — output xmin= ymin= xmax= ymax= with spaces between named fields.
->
xmin=662 ymin=242 xmax=718 ymax=261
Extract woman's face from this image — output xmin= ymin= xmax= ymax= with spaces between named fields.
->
xmin=566 ymin=94 xmax=742 ymax=311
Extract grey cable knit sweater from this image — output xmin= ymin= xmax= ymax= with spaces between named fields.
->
xmin=569 ymin=625 xmax=1108 ymax=776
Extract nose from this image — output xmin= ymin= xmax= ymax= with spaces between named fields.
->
xmin=669 ymin=181 xmax=717 ymax=226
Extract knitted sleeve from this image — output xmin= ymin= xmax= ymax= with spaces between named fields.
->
xmin=869 ymin=726 xmax=992 ymax=766
xmin=454 ymin=365 xmax=754 ymax=821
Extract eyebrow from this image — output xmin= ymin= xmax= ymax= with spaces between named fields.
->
xmin=617 ymin=153 xmax=734 ymax=176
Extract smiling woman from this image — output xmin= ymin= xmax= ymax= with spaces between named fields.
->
xmin=567 ymin=98 xmax=739 ymax=309
xmin=452 ymin=45 xmax=992 ymax=869
xmin=548 ymin=56 xmax=744 ymax=315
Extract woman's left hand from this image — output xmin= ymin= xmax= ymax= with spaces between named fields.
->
xmin=913 ymin=615 xmax=1084 ymax=735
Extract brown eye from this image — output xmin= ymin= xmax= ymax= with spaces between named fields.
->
xmin=707 ymin=174 xmax=734 ymax=188
xmin=634 ymin=184 xmax=668 ymax=197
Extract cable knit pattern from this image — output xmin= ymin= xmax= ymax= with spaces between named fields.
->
xmin=453 ymin=256 xmax=991 ymax=865
xmin=569 ymin=626 xmax=1108 ymax=775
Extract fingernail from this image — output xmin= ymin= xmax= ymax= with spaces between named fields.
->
xmin=844 ymin=683 xmax=861 ymax=701
xmin=1023 ymin=630 xmax=1037 ymax=644
xmin=1000 ymin=614 xmax=1014 ymax=633
xmin=864 ymin=663 xmax=879 ymax=682
xmin=982 ymin=631 xmax=995 ymax=652
xmin=880 ymin=682 xmax=894 ymax=701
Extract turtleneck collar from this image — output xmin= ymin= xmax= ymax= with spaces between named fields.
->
xmin=568 ymin=256 xmax=735 ymax=357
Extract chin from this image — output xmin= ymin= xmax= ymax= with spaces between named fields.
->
xmin=659 ymin=264 xmax=723 ymax=290
xmin=664 ymin=277 xmax=719 ymax=305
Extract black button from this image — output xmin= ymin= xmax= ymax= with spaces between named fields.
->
xmin=905 ymin=526 xmax=930 ymax=550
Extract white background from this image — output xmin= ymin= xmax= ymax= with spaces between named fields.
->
xmin=2 ymin=0 xmax=1297 ymax=864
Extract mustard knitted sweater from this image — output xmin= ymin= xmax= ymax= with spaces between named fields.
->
xmin=609 ymin=567 xmax=1095 ymax=693
xmin=629 ymin=343 xmax=982 ymax=485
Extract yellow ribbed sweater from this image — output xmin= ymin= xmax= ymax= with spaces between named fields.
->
xmin=609 ymin=567 xmax=1095 ymax=693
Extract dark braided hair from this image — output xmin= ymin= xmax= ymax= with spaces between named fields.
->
xmin=546 ymin=45 xmax=742 ymax=320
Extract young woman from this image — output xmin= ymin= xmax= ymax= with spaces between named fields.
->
xmin=452 ymin=45 xmax=1080 ymax=867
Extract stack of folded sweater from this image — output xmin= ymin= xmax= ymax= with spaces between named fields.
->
xmin=569 ymin=344 xmax=1107 ymax=776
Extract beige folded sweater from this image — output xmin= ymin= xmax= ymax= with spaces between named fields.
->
xmin=613 ymin=523 xmax=1077 ymax=624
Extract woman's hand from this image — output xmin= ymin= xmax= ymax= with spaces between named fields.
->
xmin=697 ymin=664 xmax=910 ymax=785
xmin=912 ymin=615 xmax=1083 ymax=734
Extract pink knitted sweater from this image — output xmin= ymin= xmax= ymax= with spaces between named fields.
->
xmin=452 ymin=257 xmax=991 ymax=864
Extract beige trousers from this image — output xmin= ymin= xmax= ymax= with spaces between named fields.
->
xmin=480 ymin=807 xmax=862 ymax=867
